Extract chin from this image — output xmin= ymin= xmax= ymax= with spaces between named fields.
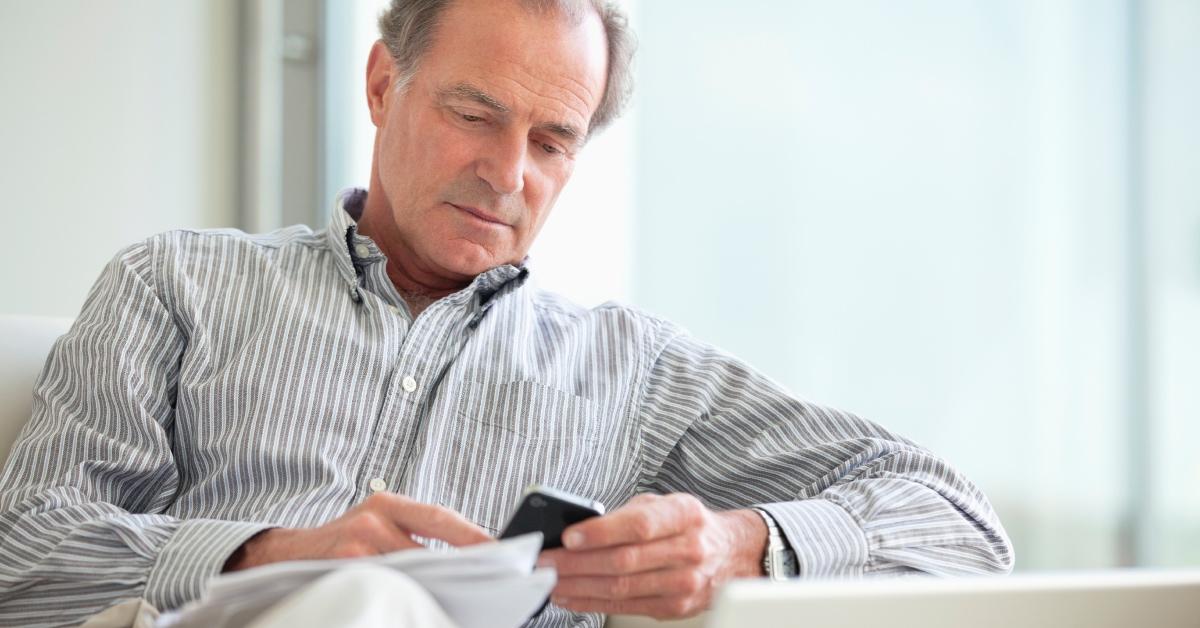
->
xmin=436 ymin=241 xmax=506 ymax=277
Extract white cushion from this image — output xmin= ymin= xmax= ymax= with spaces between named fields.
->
xmin=0 ymin=315 xmax=72 ymax=464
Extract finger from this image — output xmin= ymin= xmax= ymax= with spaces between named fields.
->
xmin=552 ymin=567 xmax=709 ymax=600
xmin=626 ymin=493 xmax=658 ymax=506
xmin=369 ymin=493 xmax=494 ymax=546
xmin=540 ymin=533 xmax=703 ymax=576
xmin=564 ymin=494 xmax=704 ymax=550
xmin=552 ymin=594 xmax=706 ymax=620
xmin=368 ymin=529 xmax=426 ymax=555
xmin=340 ymin=506 xmax=429 ymax=554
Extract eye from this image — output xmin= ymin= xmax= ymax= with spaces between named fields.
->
xmin=538 ymin=141 xmax=564 ymax=156
xmin=459 ymin=112 xmax=485 ymax=123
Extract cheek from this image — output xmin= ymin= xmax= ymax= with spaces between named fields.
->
xmin=379 ymin=110 xmax=472 ymax=188
xmin=387 ymin=139 xmax=442 ymax=183
xmin=421 ymin=125 xmax=477 ymax=172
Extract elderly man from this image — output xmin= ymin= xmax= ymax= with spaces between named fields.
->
xmin=0 ymin=0 xmax=1012 ymax=626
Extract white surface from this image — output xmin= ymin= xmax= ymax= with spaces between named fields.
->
xmin=705 ymin=571 xmax=1200 ymax=628
xmin=0 ymin=0 xmax=239 ymax=318
xmin=606 ymin=614 xmax=704 ymax=628
xmin=0 ymin=315 xmax=72 ymax=463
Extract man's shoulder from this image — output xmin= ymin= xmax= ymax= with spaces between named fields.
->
xmin=120 ymin=223 xmax=328 ymax=275
xmin=101 ymin=224 xmax=330 ymax=299
xmin=140 ymin=223 xmax=325 ymax=255
xmin=527 ymin=288 xmax=685 ymax=345
xmin=530 ymin=288 xmax=653 ymax=322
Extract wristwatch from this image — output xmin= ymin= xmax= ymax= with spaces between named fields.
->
xmin=752 ymin=508 xmax=799 ymax=580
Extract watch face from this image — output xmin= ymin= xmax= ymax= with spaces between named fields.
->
xmin=782 ymin=553 xmax=799 ymax=577
xmin=766 ymin=550 xmax=798 ymax=580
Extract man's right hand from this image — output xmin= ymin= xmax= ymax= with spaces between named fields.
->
xmin=223 ymin=492 xmax=493 ymax=572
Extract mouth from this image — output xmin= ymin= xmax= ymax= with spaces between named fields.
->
xmin=449 ymin=203 xmax=509 ymax=227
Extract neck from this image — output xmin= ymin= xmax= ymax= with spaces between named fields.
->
xmin=357 ymin=182 xmax=473 ymax=303
xmin=398 ymin=290 xmax=439 ymax=318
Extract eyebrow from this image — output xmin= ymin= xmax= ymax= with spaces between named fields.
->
xmin=538 ymin=121 xmax=583 ymax=147
xmin=438 ymin=81 xmax=586 ymax=148
xmin=440 ymin=82 xmax=510 ymax=114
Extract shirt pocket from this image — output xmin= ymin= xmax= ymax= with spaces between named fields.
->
xmin=436 ymin=379 xmax=625 ymax=533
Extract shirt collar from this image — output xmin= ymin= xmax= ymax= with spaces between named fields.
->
xmin=325 ymin=188 xmax=369 ymax=298
xmin=324 ymin=188 xmax=531 ymax=309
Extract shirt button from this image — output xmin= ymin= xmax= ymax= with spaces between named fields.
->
xmin=354 ymin=243 xmax=371 ymax=258
xmin=401 ymin=375 xmax=417 ymax=393
xmin=369 ymin=477 xmax=387 ymax=493
xmin=387 ymin=304 xmax=401 ymax=316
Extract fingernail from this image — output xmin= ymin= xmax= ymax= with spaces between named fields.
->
xmin=563 ymin=531 xmax=583 ymax=548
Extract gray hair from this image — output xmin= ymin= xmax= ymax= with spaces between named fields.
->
xmin=377 ymin=0 xmax=635 ymax=137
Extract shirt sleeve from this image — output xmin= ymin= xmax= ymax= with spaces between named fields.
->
xmin=0 ymin=239 xmax=271 ymax=625
xmin=635 ymin=326 xmax=1014 ymax=578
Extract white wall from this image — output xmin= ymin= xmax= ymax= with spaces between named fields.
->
xmin=0 ymin=1 xmax=239 ymax=318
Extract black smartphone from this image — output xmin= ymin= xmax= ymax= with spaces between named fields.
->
xmin=499 ymin=484 xmax=606 ymax=549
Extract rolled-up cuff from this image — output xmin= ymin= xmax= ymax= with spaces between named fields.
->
xmin=143 ymin=519 xmax=274 ymax=611
xmin=756 ymin=500 xmax=869 ymax=578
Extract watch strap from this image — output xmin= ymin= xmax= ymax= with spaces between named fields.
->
xmin=752 ymin=507 xmax=798 ymax=580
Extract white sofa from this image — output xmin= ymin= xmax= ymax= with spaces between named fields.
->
xmin=0 ymin=314 xmax=72 ymax=462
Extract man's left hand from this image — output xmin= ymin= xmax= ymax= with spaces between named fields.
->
xmin=536 ymin=493 xmax=768 ymax=619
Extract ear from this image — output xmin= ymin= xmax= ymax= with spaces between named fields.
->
xmin=365 ymin=40 xmax=395 ymax=128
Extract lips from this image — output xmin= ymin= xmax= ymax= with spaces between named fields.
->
xmin=449 ymin=203 xmax=508 ymax=226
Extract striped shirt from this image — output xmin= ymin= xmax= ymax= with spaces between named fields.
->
xmin=0 ymin=189 xmax=1013 ymax=627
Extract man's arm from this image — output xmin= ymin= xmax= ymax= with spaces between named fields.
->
xmin=0 ymin=240 xmax=270 ymax=625
xmin=222 ymin=493 xmax=492 ymax=572
xmin=542 ymin=325 xmax=1013 ymax=618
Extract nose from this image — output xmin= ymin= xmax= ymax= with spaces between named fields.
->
xmin=476 ymin=130 xmax=527 ymax=196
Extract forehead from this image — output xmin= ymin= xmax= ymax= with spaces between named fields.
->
xmin=417 ymin=0 xmax=608 ymax=130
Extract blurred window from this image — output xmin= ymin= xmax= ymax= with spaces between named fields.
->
xmin=325 ymin=0 xmax=1200 ymax=570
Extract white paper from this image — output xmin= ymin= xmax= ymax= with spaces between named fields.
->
xmin=157 ymin=533 xmax=554 ymax=628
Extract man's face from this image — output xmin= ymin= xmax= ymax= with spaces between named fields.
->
xmin=364 ymin=0 xmax=609 ymax=280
